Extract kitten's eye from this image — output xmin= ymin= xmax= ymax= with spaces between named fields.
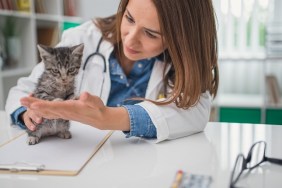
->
xmin=68 ymin=67 xmax=75 ymax=73
xmin=51 ymin=69 xmax=59 ymax=74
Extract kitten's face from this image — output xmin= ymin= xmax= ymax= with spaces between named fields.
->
xmin=37 ymin=44 xmax=84 ymax=85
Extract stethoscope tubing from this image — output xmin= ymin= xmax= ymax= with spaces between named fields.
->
xmin=78 ymin=37 xmax=107 ymax=95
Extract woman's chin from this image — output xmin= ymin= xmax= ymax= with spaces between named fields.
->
xmin=124 ymin=52 xmax=141 ymax=61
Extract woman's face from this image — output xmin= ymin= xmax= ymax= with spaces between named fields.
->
xmin=120 ymin=0 xmax=166 ymax=61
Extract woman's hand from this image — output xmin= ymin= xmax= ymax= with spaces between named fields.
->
xmin=21 ymin=109 xmax=43 ymax=131
xmin=20 ymin=92 xmax=130 ymax=131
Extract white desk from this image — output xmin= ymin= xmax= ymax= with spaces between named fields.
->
xmin=0 ymin=111 xmax=282 ymax=188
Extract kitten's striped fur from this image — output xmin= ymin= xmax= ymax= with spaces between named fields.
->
xmin=27 ymin=44 xmax=84 ymax=145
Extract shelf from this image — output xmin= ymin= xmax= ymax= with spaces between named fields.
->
xmin=219 ymin=107 xmax=261 ymax=124
xmin=216 ymin=94 xmax=264 ymax=108
xmin=215 ymin=94 xmax=264 ymax=124
xmin=0 ymin=10 xmax=31 ymax=18
xmin=34 ymin=14 xmax=83 ymax=26
xmin=35 ymin=13 xmax=63 ymax=22
xmin=265 ymin=100 xmax=282 ymax=109
xmin=62 ymin=16 xmax=84 ymax=24
xmin=219 ymin=52 xmax=266 ymax=61
xmin=266 ymin=109 xmax=282 ymax=125
xmin=219 ymin=55 xmax=282 ymax=62
xmin=0 ymin=67 xmax=34 ymax=78
xmin=215 ymin=94 xmax=282 ymax=124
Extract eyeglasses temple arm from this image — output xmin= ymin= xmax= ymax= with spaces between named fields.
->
xmin=265 ymin=157 xmax=282 ymax=165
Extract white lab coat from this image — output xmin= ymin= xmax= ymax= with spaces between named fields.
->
xmin=5 ymin=21 xmax=212 ymax=143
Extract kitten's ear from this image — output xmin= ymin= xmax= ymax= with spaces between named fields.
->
xmin=37 ymin=44 xmax=53 ymax=62
xmin=71 ymin=44 xmax=84 ymax=56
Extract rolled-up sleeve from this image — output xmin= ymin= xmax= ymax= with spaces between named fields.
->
xmin=122 ymin=105 xmax=157 ymax=138
xmin=10 ymin=106 xmax=27 ymax=129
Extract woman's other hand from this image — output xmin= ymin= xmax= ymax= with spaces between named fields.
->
xmin=21 ymin=109 xmax=43 ymax=131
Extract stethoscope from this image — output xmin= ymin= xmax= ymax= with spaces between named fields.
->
xmin=78 ymin=37 xmax=107 ymax=97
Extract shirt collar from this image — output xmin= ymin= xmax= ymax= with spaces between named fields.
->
xmin=109 ymin=52 xmax=124 ymax=76
xmin=109 ymin=51 xmax=157 ymax=76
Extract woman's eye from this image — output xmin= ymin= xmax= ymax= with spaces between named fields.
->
xmin=125 ymin=14 xmax=134 ymax=23
xmin=145 ymin=31 xmax=157 ymax=39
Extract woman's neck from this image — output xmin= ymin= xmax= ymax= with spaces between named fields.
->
xmin=119 ymin=52 xmax=135 ymax=76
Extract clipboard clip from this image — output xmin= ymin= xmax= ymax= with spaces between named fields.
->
xmin=0 ymin=162 xmax=45 ymax=172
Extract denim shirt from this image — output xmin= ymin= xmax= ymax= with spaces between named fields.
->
xmin=11 ymin=52 xmax=157 ymax=139
xmin=107 ymin=52 xmax=157 ymax=138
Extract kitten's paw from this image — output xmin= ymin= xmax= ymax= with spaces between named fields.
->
xmin=57 ymin=131 xmax=72 ymax=139
xmin=27 ymin=136 xmax=40 ymax=145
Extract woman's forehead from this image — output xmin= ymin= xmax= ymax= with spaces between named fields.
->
xmin=126 ymin=0 xmax=161 ymax=31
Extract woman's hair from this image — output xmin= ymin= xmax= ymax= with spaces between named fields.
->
xmin=95 ymin=0 xmax=218 ymax=109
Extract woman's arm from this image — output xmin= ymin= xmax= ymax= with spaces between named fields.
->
xmin=21 ymin=91 xmax=211 ymax=142
xmin=20 ymin=92 xmax=130 ymax=131
xmin=138 ymin=91 xmax=212 ymax=143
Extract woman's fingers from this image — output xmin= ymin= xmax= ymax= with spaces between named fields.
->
xmin=80 ymin=92 xmax=104 ymax=109
xmin=20 ymin=92 xmax=104 ymax=124
xmin=22 ymin=111 xmax=37 ymax=131
xmin=31 ymin=102 xmax=63 ymax=119
xmin=24 ymin=97 xmax=77 ymax=120
xmin=20 ymin=96 xmax=39 ymax=108
xmin=21 ymin=97 xmax=62 ymax=119
xmin=28 ymin=109 xmax=43 ymax=124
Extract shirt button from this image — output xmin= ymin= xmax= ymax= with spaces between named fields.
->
xmin=126 ymin=83 xmax=130 ymax=87
xmin=117 ymin=104 xmax=121 ymax=107
xmin=138 ymin=63 xmax=143 ymax=68
xmin=120 ymin=75 xmax=124 ymax=79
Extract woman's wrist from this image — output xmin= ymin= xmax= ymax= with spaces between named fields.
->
xmin=19 ymin=111 xmax=27 ymax=124
xmin=101 ymin=107 xmax=130 ymax=131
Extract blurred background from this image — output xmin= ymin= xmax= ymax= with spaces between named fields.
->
xmin=0 ymin=0 xmax=281 ymax=125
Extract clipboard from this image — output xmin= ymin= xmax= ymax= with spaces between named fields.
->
xmin=0 ymin=121 xmax=113 ymax=176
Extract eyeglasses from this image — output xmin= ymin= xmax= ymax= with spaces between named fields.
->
xmin=229 ymin=141 xmax=282 ymax=188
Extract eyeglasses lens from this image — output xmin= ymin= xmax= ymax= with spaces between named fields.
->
xmin=232 ymin=155 xmax=244 ymax=183
xmin=248 ymin=142 xmax=266 ymax=168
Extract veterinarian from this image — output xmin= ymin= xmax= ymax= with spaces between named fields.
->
xmin=6 ymin=0 xmax=219 ymax=143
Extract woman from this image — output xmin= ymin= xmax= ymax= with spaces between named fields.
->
xmin=6 ymin=0 xmax=218 ymax=143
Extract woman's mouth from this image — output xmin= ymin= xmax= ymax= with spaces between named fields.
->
xmin=125 ymin=46 xmax=139 ymax=54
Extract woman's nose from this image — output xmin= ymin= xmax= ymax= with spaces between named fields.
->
xmin=126 ymin=28 xmax=140 ymax=46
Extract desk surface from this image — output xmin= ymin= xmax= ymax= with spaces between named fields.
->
xmin=0 ymin=111 xmax=282 ymax=188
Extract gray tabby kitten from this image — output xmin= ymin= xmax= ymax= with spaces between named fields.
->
xmin=26 ymin=44 xmax=84 ymax=145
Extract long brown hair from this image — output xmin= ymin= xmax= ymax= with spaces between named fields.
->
xmin=95 ymin=0 xmax=219 ymax=109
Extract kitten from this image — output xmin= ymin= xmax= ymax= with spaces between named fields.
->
xmin=26 ymin=44 xmax=84 ymax=145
